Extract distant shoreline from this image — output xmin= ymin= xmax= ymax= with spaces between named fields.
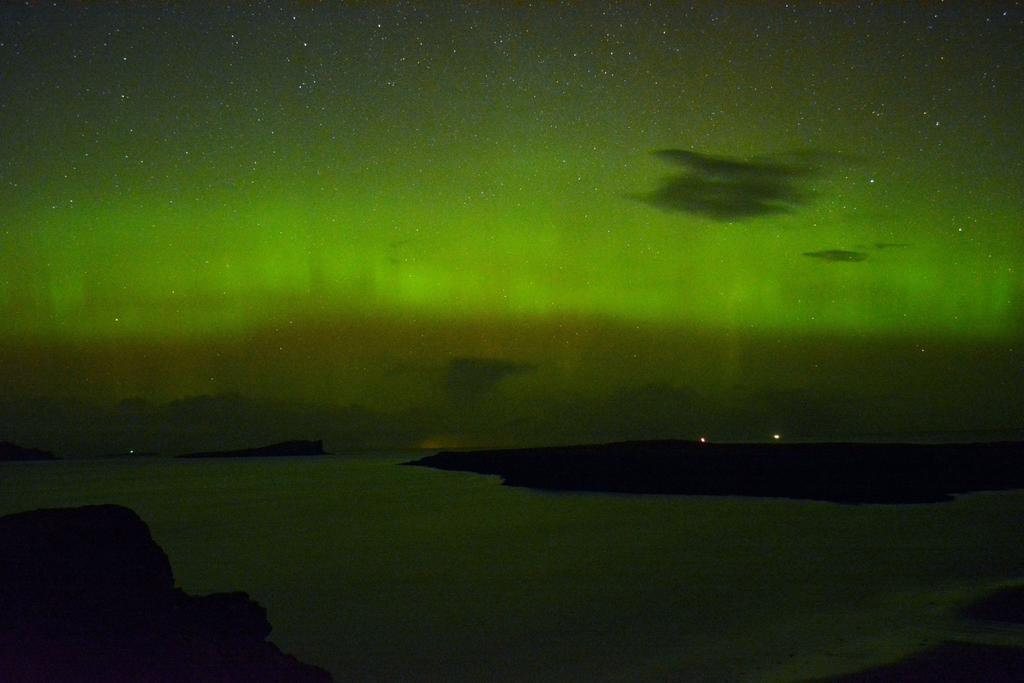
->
xmin=176 ymin=440 xmax=328 ymax=459
xmin=0 ymin=442 xmax=57 ymax=462
xmin=406 ymin=440 xmax=1024 ymax=504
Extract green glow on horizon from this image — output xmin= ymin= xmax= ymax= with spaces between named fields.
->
xmin=1 ymin=2 xmax=1021 ymax=449
xmin=4 ymin=168 xmax=1020 ymax=342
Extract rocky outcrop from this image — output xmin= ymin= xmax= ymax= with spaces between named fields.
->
xmin=817 ymin=641 xmax=1024 ymax=682
xmin=809 ymin=584 xmax=1024 ymax=681
xmin=961 ymin=585 xmax=1024 ymax=625
xmin=0 ymin=441 xmax=56 ymax=461
xmin=177 ymin=440 xmax=328 ymax=459
xmin=0 ymin=505 xmax=331 ymax=682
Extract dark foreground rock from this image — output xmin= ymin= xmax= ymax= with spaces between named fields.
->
xmin=815 ymin=641 xmax=1024 ymax=682
xmin=178 ymin=440 xmax=328 ymax=459
xmin=0 ymin=441 xmax=56 ymax=461
xmin=811 ymin=583 xmax=1024 ymax=681
xmin=406 ymin=440 xmax=1024 ymax=504
xmin=960 ymin=585 xmax=1024 ymax=625
xmin=0 ymin=505 xmax=331 ymax=682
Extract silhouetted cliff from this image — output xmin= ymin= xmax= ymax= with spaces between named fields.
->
xmin=0 ymin=505 xmax=331 ymax=682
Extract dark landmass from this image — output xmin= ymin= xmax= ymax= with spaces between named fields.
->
xmin=0 ymin=441 xmax=56 ymax=461
xmin=0 ymin=505 xmax=331 ymax=682
xmin=406 ymin=440 xmax=1024 ymax=504
xmin=960 ymin=585 xmax=1024 ymax=625
xmin=816 ymin=584 xmax=1024 ymax=681
xmin=812 ymin=641 xmax=1024 ymax=682
xmin=177 ymin=439 xmax=328 ymax=459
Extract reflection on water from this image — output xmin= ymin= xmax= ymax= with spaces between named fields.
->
xmin=3 ymin=454 xmax=1024 ymax=681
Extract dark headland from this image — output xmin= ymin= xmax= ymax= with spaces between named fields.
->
xmin=406 ymin=440 xmax=1024 ymax=504
xmin=177 ymin=439 xmax=328 ymax=459
xmin=0 ymin=441 xmax=57 ymax=461
xmin=811 ymin=641 xmax=1024 ymax=682
xmin=0 ymin=504 xmax=331 ymax=682
xmin=807 ymin=584 xmax=1024 ymax=681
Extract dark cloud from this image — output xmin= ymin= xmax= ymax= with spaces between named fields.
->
xmin=802 ymin=249 xmax=869 ymax=262
xmin=634 ymin=149 xmax=836 ymax=221
xmin=445 ymin=357 xmax=536 ymax=402
xmin=809 ymin=242 xmax=911 ymax=262
xmin=652 ymin=149 xmax=818 ymax=180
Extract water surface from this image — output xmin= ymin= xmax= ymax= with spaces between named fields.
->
xmin=3 ymin=454 xmax=1024 ymax=681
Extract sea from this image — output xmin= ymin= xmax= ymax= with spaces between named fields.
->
xmin=3 ymin=452 xmax=1024 ymax=681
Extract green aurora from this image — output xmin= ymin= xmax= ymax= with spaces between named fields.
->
xmin=1 ymin=2 xmax=1021 ymax=453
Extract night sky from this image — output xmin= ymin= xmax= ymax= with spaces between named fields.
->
xmin=2 ymin=2 xmax=1022 ymax=455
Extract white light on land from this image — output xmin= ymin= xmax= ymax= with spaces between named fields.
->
xmin=772 ymin=434 xmax=781 ymax=440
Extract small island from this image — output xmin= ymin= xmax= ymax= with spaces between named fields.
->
xmin=177 ymin=439 xmax=329 ymax=459
xmin=406 ymin=440 xmax=1024 ymax=505
xmin=0 ymin=441 xmax=57 ymax=462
